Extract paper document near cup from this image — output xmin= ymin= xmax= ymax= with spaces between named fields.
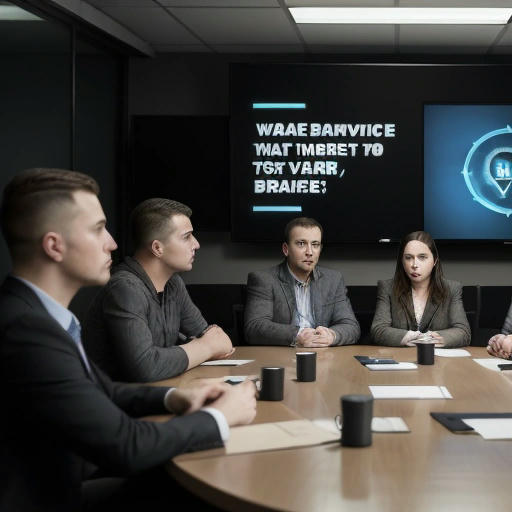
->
xmin=200 ymin=359 xmax=254 ymax=366
xmin=225 ymin=419 xmax=339 ymax=455
xmin=435 ymin=349 xmax=471 ymax=357
xmin=313 ymin=417 xmax=410 ymax=434
xmin=369 ymin=385 xmax=453 ymax=399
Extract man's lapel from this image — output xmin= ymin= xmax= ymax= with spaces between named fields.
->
xmin=5 ymin=276 xmax=104 ymax=388
xmin=310 ymin=267 xmax=323 ymax=326
xmin=277 ymin=262 xmax=297 ymax=321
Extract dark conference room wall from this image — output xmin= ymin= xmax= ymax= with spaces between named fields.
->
xmin=0 ymin=43 xmax=122 ymax=280
xmin=128 ymin=53 xmax=512 ymax=286
xmin=0 ymin=51 xmax=72 ymax=280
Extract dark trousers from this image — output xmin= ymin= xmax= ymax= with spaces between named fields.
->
xmin=82 ymin=467 xmax=223 ymax=511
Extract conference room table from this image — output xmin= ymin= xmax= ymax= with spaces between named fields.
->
xmin=152 ymin=346 xmax=512 ymax=512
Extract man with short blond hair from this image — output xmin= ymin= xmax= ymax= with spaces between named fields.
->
xmin=83 ymin=197 xmax=234 ymax=382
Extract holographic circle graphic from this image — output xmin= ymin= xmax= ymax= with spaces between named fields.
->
xmin=462 ymin=126 xmax=512 ymax=217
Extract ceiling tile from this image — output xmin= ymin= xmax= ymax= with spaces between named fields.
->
xmin=87 ymin=0 xmax=156 ymax=6
xmin=160 ymin=1 xmax=279 ymax=5
xmin=491 ymin=44 xmax=512 ymax=53
xmin=153 ymin=44 xmax=213 ymax=52
xmin=168 ymin=7 xmax=300 ymax=44
xmin=100 ymin=6 xmax=199 ymax=44
xmin=494 ymin=24 xmax=512 ymax=44
xmin=400 ymin=45 xmax=488 ymax=54
xmin=306 ymin=44 xmax=395 ymax=53
xmin=400 ymin=25 xmax=501 ymax=46
xmin=211 ymin=44 xmax=304 ymax=53
xmin=299 ymin=24 xmax=395 ymax=46
xmin=287 ymin=0 xmax=394 ymax=5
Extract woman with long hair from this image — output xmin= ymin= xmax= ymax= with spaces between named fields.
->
xmin=371 ymin=231 xmax=470 ymax=347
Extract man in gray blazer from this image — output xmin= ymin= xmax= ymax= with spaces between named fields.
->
xmin=244 ymin=217 xmax=360 ymax=347
xmin=487 ymin=300 xmax=512 ymax=359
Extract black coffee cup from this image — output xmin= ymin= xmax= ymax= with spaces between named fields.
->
xmin=296 ymin=351 xmax=316 ymax=382
xmin=259 ymin=367 xmax=284 ymax=401
xmin=417 ymin=342 xmax=435 ymax=365
xmin=341 ymin=394 xmax=373 ymax=447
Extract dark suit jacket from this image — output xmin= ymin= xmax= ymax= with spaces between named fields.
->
xmin=370 ymin=278 xmax=471 ymax=347
xmin=0 ymin=277 xmax=222 ymax=512
xmin=244 ymin=261 xmax=360 ymax=346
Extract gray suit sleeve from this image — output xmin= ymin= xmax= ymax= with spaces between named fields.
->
xmin=101 ymin=280 xmax=189 ymax=382
xmin=244 ymin=272 xmax=299 ymax=346
xmin=501 ymin=299 xmax=512 ymax=335
xmin=435 ymin=282 xmax=471 ymax=348
xmin=370 ymin=280 xmax=408 ymax=346
xmin=327 ymin=275 xmax=360 ymax=346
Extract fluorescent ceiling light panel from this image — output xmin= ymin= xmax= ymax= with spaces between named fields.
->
xmin=289 ymin=8 xmax=512 ymax=25
xmin=0 ymin=6 xmax=42 ymax=21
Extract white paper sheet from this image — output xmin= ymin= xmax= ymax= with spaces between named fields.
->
xmin=369 ymin=385 xmax=453 ymax=399
xmin=472 ymin=358 xmax=504 ymax=372
xmin=366 ymin=362 xmax=418 ymax=371
xmin=200 ymin=359 xmax=254 ymax=366
xmin=435 ymin=349 xmax=471 ymax=357
xmin=462 ymin=418 xmax=512 ymax=440
xmin=372 ymin=417 xmax=410 ymax=432
xmin=313 ymin=417 xmax=410 ymax=434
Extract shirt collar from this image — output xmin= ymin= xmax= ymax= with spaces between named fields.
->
xmin=13 ymin=276 xmax=77 ymax=331
xmin=287 ymin=264 xmax=314 ymax=286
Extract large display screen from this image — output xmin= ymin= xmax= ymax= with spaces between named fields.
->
xmin=230 ymin=64 xmax=512 ymax=242
xmin=231 ymin=64 xmax=423 ymax=242
xmin=424 ymin=104 xmax=512 ymax=241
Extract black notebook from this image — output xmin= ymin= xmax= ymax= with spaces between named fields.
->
xmin=431 ymin=412 xmax=512 ymax=432
xmin=354 ymin=355 xmax=397 ymax=366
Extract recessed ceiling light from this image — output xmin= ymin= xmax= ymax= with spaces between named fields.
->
xmin=0 ymin=6 xmax=42 ymax=21
xmin=289 ymin=7 xmax=512 ymax=25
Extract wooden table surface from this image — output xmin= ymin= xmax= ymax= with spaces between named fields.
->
xmin=156 ymin=346 xmax=512 ymax=512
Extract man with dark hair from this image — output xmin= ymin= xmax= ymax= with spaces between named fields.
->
xmin=0 ymin=168 xmax=257 ymax=512
xmin=244 ymin=217 xmax=360 ymax=347
xmin=83 ymin=197 xmax=234 ymax=382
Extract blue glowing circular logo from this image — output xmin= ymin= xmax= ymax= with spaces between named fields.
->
xmin=462 ymin=126 xmax=512 ymax=217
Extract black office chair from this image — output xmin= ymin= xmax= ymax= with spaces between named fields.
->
xmin=462 ymin=285 xmax=480 ymax=346
xmin=232 ymin=303 xmax=247 ymax=346
xmin=346 ymin=285 xmax=378 ymax=344
xmin=186 ymin=284 xmax=246 ymax=344
xmin=475 ymin=286 xmax=512 ymax=346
